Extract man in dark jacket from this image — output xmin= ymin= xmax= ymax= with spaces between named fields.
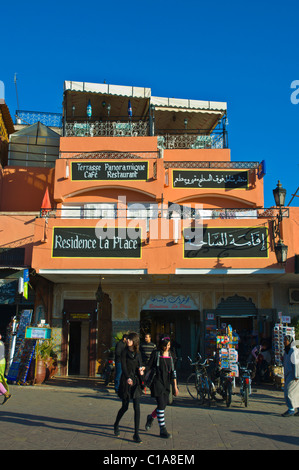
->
xmin=114 ymin=334 xmax=128 ymax=392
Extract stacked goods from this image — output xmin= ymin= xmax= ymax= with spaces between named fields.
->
xmin=273 ymin=323 xmax=295 ymax=366
xmin=217 ymin=326 xmax=239 ymax=377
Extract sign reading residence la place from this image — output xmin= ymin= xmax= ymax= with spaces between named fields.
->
xmin=71 ymin=160 xmax=149 ymax=181
xmin=52 ymin=227 xmax=142 ymax=258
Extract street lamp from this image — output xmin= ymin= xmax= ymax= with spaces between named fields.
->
xmin=273 ymin=180 xmax=286 ymax=207
xmin=272 ymin=180 xmax=288 ymax=264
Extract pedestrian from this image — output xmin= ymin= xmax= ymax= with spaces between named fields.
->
xmin=144 ymin=335 xmax=179 ymax=438
xmin=0 ymin=334 xmax=11 ymax=405
xmin=114 ymin=333 xmax=128 ymax=393
xmin=140 ymin=333 xmax=156 ymax=367
xmin=113 ymin=332 xmax=145 ymax=443
xmin=281 ymin=335 xmax=299 ymax=417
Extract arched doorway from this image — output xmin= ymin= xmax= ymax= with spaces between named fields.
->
xmin=215 ymin=294 xmax=257 ymax=333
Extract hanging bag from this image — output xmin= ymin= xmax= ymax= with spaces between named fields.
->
xmin=144 ymin=352 xmax=160 ymax=387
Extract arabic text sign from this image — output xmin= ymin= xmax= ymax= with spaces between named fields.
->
xmin=143 ymin=295 xmax=198 ymax=310
xmin=184 ymin=226 xmax=268 ymax=258
xmin=71 ymin=161 xmax=149 ymax=181
xmin=52 ymin=227 xmax=142 ymax=258
xmin=172 ymin=170 xmax=248 ymax=189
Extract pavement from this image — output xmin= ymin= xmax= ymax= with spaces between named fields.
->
xmin=0 ymin=375 xmax=298 ymax=457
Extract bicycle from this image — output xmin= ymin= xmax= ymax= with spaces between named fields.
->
xmin=238 ymin=363 xmax=252 ymax=407
xmin=186 ymin=354 xmax=215 ymax=405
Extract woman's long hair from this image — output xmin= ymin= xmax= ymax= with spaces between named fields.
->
xmin=127 ymin=332 xmax=140 ymax=353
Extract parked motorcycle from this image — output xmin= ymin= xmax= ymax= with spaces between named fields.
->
xmin=239 ymin=363 xmax=252 ymax=407
xmin=212 ymin=366 xmax=233 ymax=407
xmin=102 ymin=352 xmax=115 ymax=386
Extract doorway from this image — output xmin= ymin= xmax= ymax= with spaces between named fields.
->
xmin=68 ymin=322 xmax=81 ymax=375
xmin=140 ymin=309 xmax=199 ymax=376
xmin=68 ymin=320 xmax=90 ymax=375
xmin=62 ymin=299 xmax=97 ymax=377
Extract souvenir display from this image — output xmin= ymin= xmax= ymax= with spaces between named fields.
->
xmin=273 ymin=322 xmax=295 ymax=366
xmin=217 ymin=325 xmax=239 ymax=377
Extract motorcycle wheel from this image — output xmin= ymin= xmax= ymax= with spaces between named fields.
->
xmin=225 ymin=382 xmax=232 ymax=407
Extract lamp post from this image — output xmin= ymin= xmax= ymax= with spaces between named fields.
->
xmin=272 ymin=180 xmax=288 ymax=264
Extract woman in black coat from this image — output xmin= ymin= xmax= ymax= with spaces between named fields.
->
xmin=113 ymin=332 xmax=145 ymax=443
xmin=145 ymin=335 xmax=179 ymax=438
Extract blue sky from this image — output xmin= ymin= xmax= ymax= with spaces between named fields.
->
xmin=1 ymin=0 xmax=298 ymax=208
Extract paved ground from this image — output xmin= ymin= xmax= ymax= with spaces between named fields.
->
xmin=0 ymin=376 xmax=298 ymax=457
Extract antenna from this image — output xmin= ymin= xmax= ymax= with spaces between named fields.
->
xmin=14 ymin=73 xmax=20 ymax=110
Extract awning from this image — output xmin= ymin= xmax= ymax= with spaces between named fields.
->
xmin=63 ymin=81 xmax=227 ymax=133
xmin=0 ymin=268 xmax=25 ymax=285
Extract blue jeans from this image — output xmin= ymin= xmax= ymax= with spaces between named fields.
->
xmin=114 ymin=362 xmax=122 ymax=392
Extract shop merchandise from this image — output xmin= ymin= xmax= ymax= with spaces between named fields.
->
xmin=216 ymin=325 xmax=239 ymax=377
xmin=273 ymin=322 xmax=295 ymax=366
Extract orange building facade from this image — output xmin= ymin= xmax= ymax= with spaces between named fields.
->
xmin=1 ymin=82 xmax=299 ymax=377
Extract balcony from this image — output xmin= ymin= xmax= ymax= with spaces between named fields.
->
xmin=64 ymin=117 xmax=149 ymax=138
xmin=14 ymin=81 xmax=228 ymax=149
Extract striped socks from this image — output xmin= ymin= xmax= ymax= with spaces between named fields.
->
xmin=156 ymin=409 xmax=165 ymax=428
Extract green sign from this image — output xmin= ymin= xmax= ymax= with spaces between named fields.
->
xmin=52 ymin=227 xmax=142 ymax=258
xmin=71 ymin=161 xmax=149 ymax=181
xmin=173 ymin=170 xmax=248 ymax=189
xmin=25 ymin=327 xmax=52 ymax=340
xmin=184 ymin=226 xmax=268 ymax=258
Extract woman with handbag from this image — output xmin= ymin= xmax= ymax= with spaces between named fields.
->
xmin=145 ymin=335 xmax=179 ymax=438
xmin=113 ymin=332 xmax=145 ymax=443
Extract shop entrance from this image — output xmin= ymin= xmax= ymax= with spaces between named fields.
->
xmin=62 ymin=299 xmax=97 ymax=377
xmin=140 ymin=309 xmax=199 ymax=376
xmin=68 ymin=320 xmax=89 ymax=375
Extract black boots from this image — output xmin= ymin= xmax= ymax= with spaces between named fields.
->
xmin=133 ymin=434 xmax=142 ymax=443
xmin=160 ymin=426 xmax=172 ymax=439
xmin=145 ymin=414 xmax=154 ymax=430
xmin=113 ymin=423 xmax=120 ymax=436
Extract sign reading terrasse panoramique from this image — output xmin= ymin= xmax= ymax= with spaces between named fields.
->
xmin=184 ymin=226 xmax=268 ymax=258
xmin=71 ymin=160 xmax=149 ymax=181
xmin=52 ymin=227 xmax=142 ymax=258
xmin=172 ymin=169 xmax=248 ymax=189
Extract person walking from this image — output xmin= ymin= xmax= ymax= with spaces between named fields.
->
xmin=144 ymin=335 xmax=179 ymax=438
xmin=140 ymin=333 xmax=156 ymax=366
xmin=113 ymin=332 xmax=145 ymax=443
xmin=114 ymin=334 xmax=128 ymax=393
xmin=0 ymin=334 xmax=11 ymax=405
xmin=281 ymin=335 xmax=299 ymax=417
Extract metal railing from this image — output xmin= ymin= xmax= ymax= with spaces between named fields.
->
xmin=39 ymin=206 xmax=289 ymax=220
xmin=15 ymin=111 xmax=227 ymax=149
xmin=64 ymin=118 xmax=149 ymax=137
xmin=15 ymin=110 xmax=62 ymax=128
xmin=157 ymin=128 xmax=227 ymax=149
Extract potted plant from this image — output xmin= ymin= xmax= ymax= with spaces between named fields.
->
xmin=34 ymin=339 xmax=58 ymax=384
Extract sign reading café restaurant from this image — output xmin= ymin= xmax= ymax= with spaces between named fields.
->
xmin=52 ymin=227 xmax=142 ymax=258
xmin=71 ymin=160 xmax=149 ymax=181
